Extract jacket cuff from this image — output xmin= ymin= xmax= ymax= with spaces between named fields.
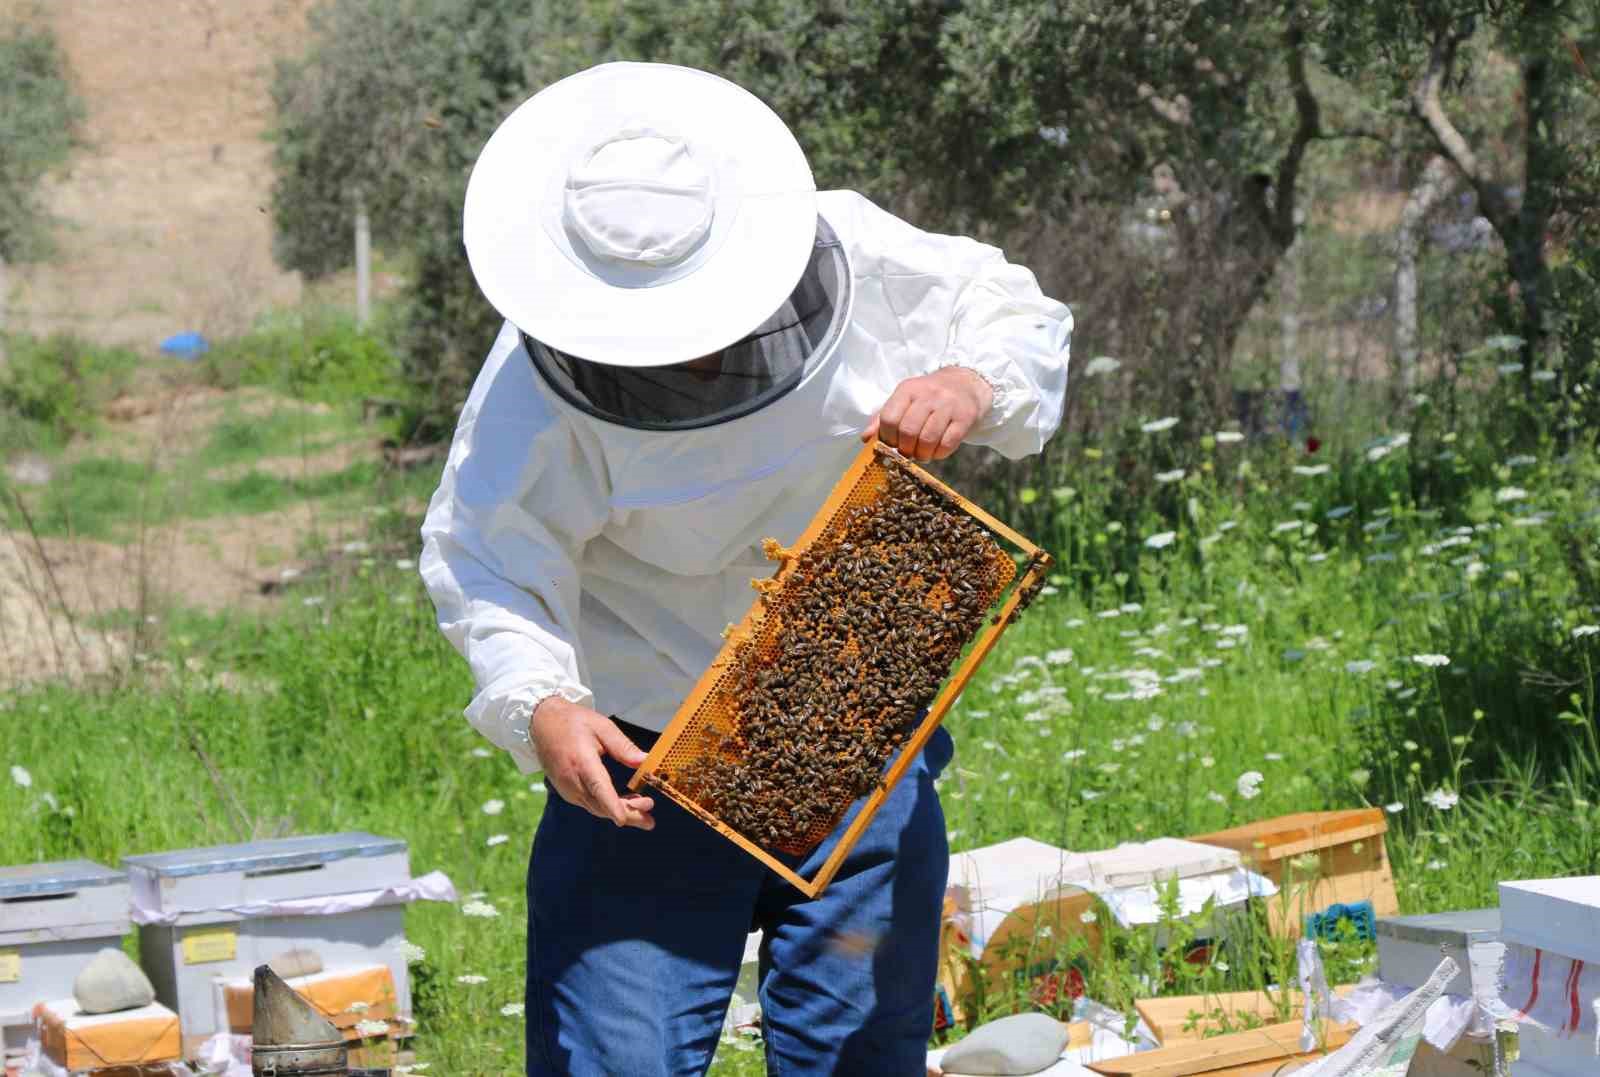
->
xmin=936 ymin=349 xmax=1027 ymax=434
xmin=466 ymin=679 xmax=595 ymax=775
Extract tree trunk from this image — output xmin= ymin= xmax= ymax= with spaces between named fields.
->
xmin=1514 ymin=51 xmax=1556 ymax=381
xmin=1394 ymin=156 xmax=1453 ymax=394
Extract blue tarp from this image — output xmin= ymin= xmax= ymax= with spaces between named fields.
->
xmin=159 ymin=331 xmax=209 ymax=360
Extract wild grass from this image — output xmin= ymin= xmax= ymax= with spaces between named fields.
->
xmin=4 ymin=353 xmax=1599 ymax=1074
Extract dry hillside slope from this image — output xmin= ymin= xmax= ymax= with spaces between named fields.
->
xmin=6 ymin=0 xmax=317 ymax=347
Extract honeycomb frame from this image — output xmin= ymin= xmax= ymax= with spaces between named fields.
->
xmin=628 ymin=441 xmax=1053 ymax=897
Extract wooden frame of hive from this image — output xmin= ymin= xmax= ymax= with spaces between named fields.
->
xmin=628 ymin=441 xmax=1052 ymax=897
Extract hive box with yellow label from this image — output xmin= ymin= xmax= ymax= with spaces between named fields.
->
xmin=123 ymin=833 xmax=414 ymax=1058
xmin=0 ymin=860 xmax=130 ymax=1066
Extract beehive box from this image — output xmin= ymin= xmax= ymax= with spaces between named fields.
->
xmin=1376 ymin=908 xmax=1501 ymax=1000
xmin=123 ymin=833 xmax=414 ymax=1058
xmin=0 ymin=860 xmax=130 ymax=1064
xmin=1187 ymin=808 xmax=1398 ymax=936
xmin=630 ymin=443 xmax=1050 ymax=896
xmin=1497 ymin=876 xmax=1600 ymax=1077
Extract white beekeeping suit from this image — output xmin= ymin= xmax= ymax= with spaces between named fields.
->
xmin=418 ymin=64 xmax=1071 ymax=774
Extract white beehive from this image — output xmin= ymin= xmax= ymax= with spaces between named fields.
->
xmin=124 ymin=832 xmax=414 ymax=1058
xmin=1376 ymin=908 xmax=1502 ymax=1000
xmin=1498 ymin=876 xmax=1600 ymax=1077
xmin=0 ymin=860 xmax=130 ymax=1066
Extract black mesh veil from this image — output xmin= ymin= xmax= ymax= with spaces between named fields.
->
xmin=524 ymin=217 xmax=850 ymax=431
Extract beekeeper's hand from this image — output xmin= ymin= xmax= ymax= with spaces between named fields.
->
xmin=531 ymin=697 xmax=656 ymax=830
xmin=863 ymin=367 xmax=994 ymax=461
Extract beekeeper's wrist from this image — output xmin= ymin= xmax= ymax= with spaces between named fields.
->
xmin=933 ymin=359 xmax=1002 ymax=422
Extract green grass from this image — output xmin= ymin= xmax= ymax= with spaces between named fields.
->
xmin=5 ymin=370 xmax=1599 ymax=1074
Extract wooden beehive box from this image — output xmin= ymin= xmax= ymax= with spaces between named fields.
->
xmin=123 ymin=832 xmax=416 ymax=1058
xmin=1187 ymin=808 xmax=1398 ymax=936
xmin=629 ymin=442 xmax=1051 ymax=896
xmin=0 ymin=859 xmax=130 ymax=1064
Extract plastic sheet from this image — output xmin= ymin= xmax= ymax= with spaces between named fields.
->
xmin=129 ymin=870 xmax=457 ymax=926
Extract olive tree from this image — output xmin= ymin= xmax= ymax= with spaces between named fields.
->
xmin=0 ymin=14 xmax=83 ymax=337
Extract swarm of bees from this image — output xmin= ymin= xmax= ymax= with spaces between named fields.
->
xmin=666 ymin=461 xmax=1012 ymax=853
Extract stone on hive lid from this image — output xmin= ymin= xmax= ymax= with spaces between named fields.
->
xmin=267 ymin=947 xmax=324 ymax=980
xmin=73 ymin=948 xmax=155 ymax=1015
xmin=939 ymin=1012 xmax=1069 ymax=1075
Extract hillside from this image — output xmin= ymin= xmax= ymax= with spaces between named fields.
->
xmin=4 ymin=0 xmax=317 ymax=347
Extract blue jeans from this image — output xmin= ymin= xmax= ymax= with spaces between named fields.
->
xmin=525 ymin=722 xmax=955 ymax=1077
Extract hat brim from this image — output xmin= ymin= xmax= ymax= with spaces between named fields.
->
xmin=464 ymin=62 xmax=817 ymax=369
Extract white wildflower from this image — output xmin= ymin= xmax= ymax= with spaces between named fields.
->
xmin=1495 ymin=486 xmax=1529 ymax=504
xmin=1345 ymin=660 xmax=1376 ymax=674
xmin=394 ymin=558 xmax=416 ymax=570
xmin=486 ymin=834 xmax=509 ymax=847
xmin=456 ymin=974 xmax=488 ymax=985
xmin=1496 ymin=362 xmax=1524 ymax=375
xmin=301 ymin=595 xmax=325 ymax=607
xmin=471 ymin=747 xmax=493 ymax=758
xmin=1062 ymin=749 xmax=1087 ymax=762
xmin=1426 ymin=859 xmax=1447 ymax=872
xmin=1424 ymin=787 xmax=1460 ymax=811
xmin=1080 ymin=909 xmax=1099 ymax=924
xmin=9 ymin=765 xmax=31 ymax=788
xmin=482 ymin=799 xmax=505 ymax=816
xmin=1046 ymin=648 xmax=1075 ymax=665
xmin=1214 ymin=431 xmax=1245 ymax=444
xmin=396 ymin=941 xmax=426 ymax=964
xmin=501 ymin=1003 xmax=525 ymax=1017
xmin=1081 ymin=790 xmax=1102 ymax=801
xmin=1532 ymin=369 xmax=1557 ymax=383
xmin=1236 ymin=771 xmax=1264 ymax=799
xmin=1264 ymin=752 xmax=1283 ymax=762
xmin=1142 ymin=416 xmax=1179 ymax=433
xmin=1293 ymin=465 xmax=1330 ymax=476
xmin=1084 ymin=356 xmax=1122 ymax=377
xmin=1506 ymin=455 xmax=1537 ymax=468
xmin=1574 ymin=625 xmax=1600 ymax=639
xmin=1206 ymin=791 xmax=1227 ymax=804
xmin=1146 ymin=531 xmax=1177 ymax=549
xmin=1201 ymin=756 xmax=1215 ymax=768
xmin=530 ymin=781 xmax=546 ymax=794
xmin=1155 ymin=468 xmax=1186 ymax=484
xmin=354 ymin=1019 xmax=389 ymax=1037
xmin=1385 ymin=802 xmax=1404 ymax=814
xmin=1411 ymin=654 xmax=1450 ymax=668
xmin=461 ymin=901 xmax=500 ymax=919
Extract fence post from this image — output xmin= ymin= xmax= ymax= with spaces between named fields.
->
xmin=355 ymin=193 xmax=371 ymax=329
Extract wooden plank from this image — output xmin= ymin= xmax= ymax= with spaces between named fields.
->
xmin=1136 ymin=986 xmax=1355 ymax=1045
xmin=1087 ymin=1020 xmax=1354 ymax=1077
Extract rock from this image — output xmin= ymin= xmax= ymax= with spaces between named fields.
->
xmin=73 ymin=948 xmax=155 ymax=1014
xmin=4 ymin=453 xmax=52 ymax=486
xmin=267 ymin=947 xmax=324 ymax=980
xmin=938 ymin=1012 xmax=1070 ymax=1076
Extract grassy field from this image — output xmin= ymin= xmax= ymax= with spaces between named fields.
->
xmin=4 ymin=350 xmax=1599 ymax=1074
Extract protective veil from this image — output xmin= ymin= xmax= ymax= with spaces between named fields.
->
xmin=419 ymin=189 xmax=1072 ymax=772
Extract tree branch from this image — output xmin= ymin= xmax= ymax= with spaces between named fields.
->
xmin=1270 ymin=13 xmax=1322 ymax=248
xmin=1410 ymin=25 xmax=1516 ymax=236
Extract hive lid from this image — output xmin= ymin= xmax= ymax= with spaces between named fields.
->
xmin=1376 ymin=908 xmax=1500 ymax=948
xmin=122 ymin=833 xmax=405 ymax=878
xmin=1499 ymin=876 xmax=1600 ymax=964
xmin=0 ymin=859 xmax=125 ymax=899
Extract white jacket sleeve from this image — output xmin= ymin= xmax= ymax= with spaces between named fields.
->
xmin=839 ymin=190 xmax=1072 ymax=458
xmin=419 ymin=322 xmax=610 ymax=774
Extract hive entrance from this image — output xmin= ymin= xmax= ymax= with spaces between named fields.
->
xmin=630 ymin=443 xmax=1050 ymax=896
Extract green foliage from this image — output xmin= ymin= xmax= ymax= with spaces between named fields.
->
xmin=6 ymin=362 xmax=1600 ymax=1069
xmin=201 ymin=308 xmax=404 ymax=404
xmin=0 ymin=12 xmax=83 ymax=262
xmin=0 ymin=333 xmax=140 ymax=449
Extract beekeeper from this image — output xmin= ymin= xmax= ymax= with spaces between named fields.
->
xmin=420 ymin=62 xmax=1071 ymax=1077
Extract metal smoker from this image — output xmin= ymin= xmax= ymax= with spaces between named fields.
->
xmin=250 ymin=966 xmax=390 ymax=1077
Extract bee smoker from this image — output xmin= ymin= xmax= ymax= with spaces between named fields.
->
xmin=250 ymin=966 xmax=390 ymax=1076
